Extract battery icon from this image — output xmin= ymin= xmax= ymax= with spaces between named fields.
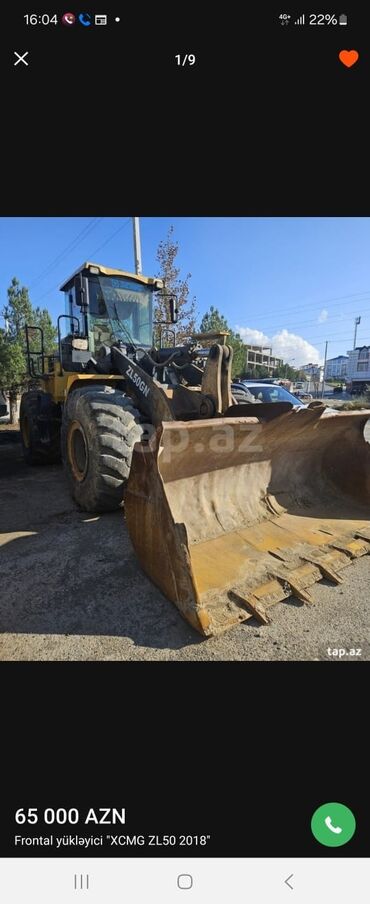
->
xmin=339 ymin=13 xmax=348 ymax=25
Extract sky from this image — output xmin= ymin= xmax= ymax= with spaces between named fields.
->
xmin=1 ymin=216 xmax=370 ymax=366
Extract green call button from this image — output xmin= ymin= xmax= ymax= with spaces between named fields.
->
xmin=311 ymin=802 xmax=356 ymax=847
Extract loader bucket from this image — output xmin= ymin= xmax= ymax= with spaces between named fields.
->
xmin=124 ymin=407 xmax=370 ymax=636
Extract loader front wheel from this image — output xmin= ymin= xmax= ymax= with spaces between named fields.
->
xmin=61 ymin=386 xmax=144 ymax=512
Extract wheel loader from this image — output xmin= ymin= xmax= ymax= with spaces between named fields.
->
xmin=20 ymin=262 xmax=370 ymax=636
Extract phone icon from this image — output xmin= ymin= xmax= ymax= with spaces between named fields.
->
xmin=61 ymin=12 xmax=76 ymax=26
xmin=78 ymin=12 xmax=92 ymax=26
xmin=311 ymin=803 xmax=355 ymax=847
xmin=325 ymin=816 xmax=342 ymax=834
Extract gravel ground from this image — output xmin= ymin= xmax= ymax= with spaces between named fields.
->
xmin=0 ymin=426 xmax=369 ymax=661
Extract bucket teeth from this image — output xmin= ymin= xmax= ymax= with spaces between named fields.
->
xmin=354 ymin=529 xmax=370 ymax=544
xmin=281 ymin=580 xmax=314 ymax=606
xmin=228 ymin=590 xmax=271 ymax=625
xmin=329 ymin=538 xmax=370 ymax=558
xmin=268 ymin=549 xmax=299 ymax=566
xmin=301 ymin=556 xmax=343 ymax=585
xmin=125 ymin=412 xmax=370 ymax=637
xmin=269 ymin=568 xmax=315 ymax=605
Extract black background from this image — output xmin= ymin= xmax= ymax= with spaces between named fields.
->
xmin=1 ymin=664 xmax=366 ymax=856
xmin=1 ymin=4 xmax=368 ymax=860
xmin=1 ymin=6 xmax=368 ymax=214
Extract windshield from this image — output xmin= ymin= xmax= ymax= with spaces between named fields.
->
xmin=245 ymin=384 xmax=304 ymax=406
xmin=87 ymin=275 xmax=153 ymax=353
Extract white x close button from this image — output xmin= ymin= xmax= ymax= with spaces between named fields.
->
xmin=14 ymin=51 xmax=29 ymax=66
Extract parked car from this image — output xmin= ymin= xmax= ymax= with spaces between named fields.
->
xmin=231 ymin=383 xmax=256 ymax=403
xmin=232 ymin=381 xmax=305 ymax=407
xmin=292 ymin=390 xmax=313 ymax=401
xmin=0 ymin=390 xmax=9 ymax=418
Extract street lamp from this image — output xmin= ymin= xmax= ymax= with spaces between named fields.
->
xmin=353 ymin=316 xmax=361 ymax=349
xmin=132 ymin=217 xmax=142 ymax=275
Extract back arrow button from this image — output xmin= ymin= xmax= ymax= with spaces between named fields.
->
xmin=285 ymin=874 xmax=294 ymax=890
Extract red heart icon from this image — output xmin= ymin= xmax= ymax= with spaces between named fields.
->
xmin=339 ymin=50 xmax=359 ymax=67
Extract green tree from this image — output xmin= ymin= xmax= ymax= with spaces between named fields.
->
xmin=3 ymin=277 xmax=33 ymax=339
xmin=229 ymin=334 xmax=246 ymax=378
xmin=272 ymin=363 xmax=306 ymax=382
xmin=155 ymin=226 xmax=197 ymax=344
xmin=243 ymin=364 xmax=271 ymax=379
xmin=0 ymin=278 xmax=57 ymax=423
xmin=199 ymin=306 xmax=246 ymax=378
xmin=2 ymin=278 xmax=57 ymax=352
xmin=0 ymin=330 xmax=25 ymax=422
xmin=32 ymin=307 xmax=57 ymax=354
xmin=0 ymin=279 xmax=32 ymax=421
xmin=0 ymin=331 xmax=25 ymax=386
xmin=199 ymin=306 xmax=230 ymax=334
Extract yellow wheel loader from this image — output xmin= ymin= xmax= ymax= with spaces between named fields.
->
xmin=20 ymin=262 xmax=370 ymax=635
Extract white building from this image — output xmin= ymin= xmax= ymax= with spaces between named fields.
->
xmin=301 ymin=363 xmax=322 ymax=379
xmin=324 ymin=355 xmax=348 ymax=379
xmin=346 ymin=346 xmax=370 ymax=384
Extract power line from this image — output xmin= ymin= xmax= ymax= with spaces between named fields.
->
xmin=236 ymin=309 xmax=370 ymax=341
xmin=241 ymin=295 xmax=370 ymax=330
xmin=237 ymin=311 xmax=368 ymax=335
xmin=29 ymin=217 xmax=104 ymax=288
xmin=241 ymin=329 xmax=365 ymax=345
xmin=31 ymin=218 xmax=132 ymax=309
xmin=235 ymin=326 xmax=370 ymax=358
xmin=282 ymin=326 xmax=367 ymax=342
xmin=87 ymin=218 xmax=131 ymax=258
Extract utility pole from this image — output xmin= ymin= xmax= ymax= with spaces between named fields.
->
xmin=321 ymin=340 xmax=328 ymax=399
xmin=132 ymin=217 xmax=142 ymax=275
xmin=353 ymin=315 xmax=361 ymax=349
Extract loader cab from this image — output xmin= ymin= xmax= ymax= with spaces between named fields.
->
xmin=61 ymin=262 xmax=163 ymax=359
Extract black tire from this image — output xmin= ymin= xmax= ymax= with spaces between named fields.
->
xmin=61 ymin=385 xmax=144 ymax=512
xmin=20 ymin=390 xmax=61 ymax=465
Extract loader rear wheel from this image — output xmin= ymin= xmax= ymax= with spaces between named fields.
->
xmin=61 ymin=385 xmax=144 ymax=512
xmin=20 ymin=391 xmax=61 ymax=465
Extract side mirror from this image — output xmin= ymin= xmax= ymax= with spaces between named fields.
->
xmin=74 ymin=275 xmax=89 ymax=310
xmin=169 ymin=296 xmax=178 ymax=324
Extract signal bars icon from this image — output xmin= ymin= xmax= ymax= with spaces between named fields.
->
xmin=294 ymin=13 xmax=305 ymax=24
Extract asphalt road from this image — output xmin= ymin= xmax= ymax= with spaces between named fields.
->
xmin=0 ymin=426 xmax=369 ymax=661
